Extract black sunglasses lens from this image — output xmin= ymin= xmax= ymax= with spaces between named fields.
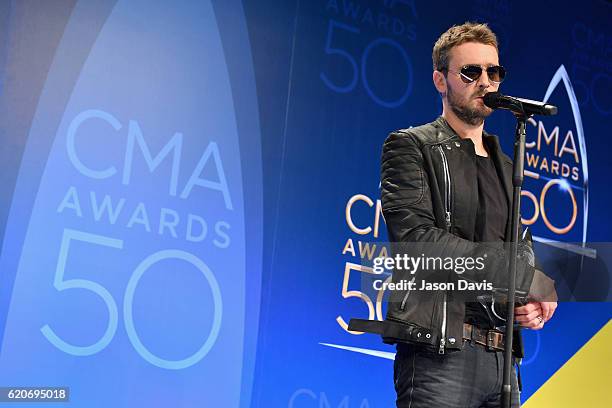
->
xmin=460 ymin=65 xmax=483 ymax=82
xmin=487 ymin=66 xmax=506 ymax=82
xmin=460 ymin=65 xmax=506 ymax=83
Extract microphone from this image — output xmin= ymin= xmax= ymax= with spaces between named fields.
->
xmin=483 ymin=92 xmax=558 ymax=116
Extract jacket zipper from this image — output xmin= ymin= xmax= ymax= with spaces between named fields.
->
xmin=437 ymin=145 xmax=452 ymax=230
xmin=436 ymin=144 xmax=452 ymax=354
xmin=438 ymin=292 xmax=447 ymax=354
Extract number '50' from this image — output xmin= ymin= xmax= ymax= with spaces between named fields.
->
xmin=41 ymin=229 xmax=222 ymax=370
xmin=320 ymin=19 xmax=413 ymax=108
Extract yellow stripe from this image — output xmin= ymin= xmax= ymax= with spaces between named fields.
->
xmin=523 ymin=319 xmax=612 ymax=407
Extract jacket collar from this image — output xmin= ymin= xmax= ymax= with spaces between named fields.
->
xmin=431 ymin=116 xmax=460 ymax=144
xmin=435 ymin=116 xmax=512 ymax=163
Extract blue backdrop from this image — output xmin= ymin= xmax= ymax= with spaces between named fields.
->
xmin=0 ymin=0 xmax=610 ymax=407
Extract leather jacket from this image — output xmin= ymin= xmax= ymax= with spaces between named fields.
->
xmin=349 ymin=116 xmax=551 ymax=357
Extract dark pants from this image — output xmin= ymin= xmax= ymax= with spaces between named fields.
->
xmin=393 ymin=340 xmax=521 ymax=408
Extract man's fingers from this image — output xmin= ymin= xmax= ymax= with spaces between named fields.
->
xmin=515 ymin=308 xmax=542 ymax=323
xmin=549 ymin=303 xmax=558 ymax=321
xmin=514 ymin=305 xmax=533 ymax=315
xmin=515 ymin=302 xmax=540 ymax=315
xmin=541 ymin=303 xmax=551 ymax=321
xmin=515 ymin=301 xmax=556 ymax=329
xmin=541 ymin=301 xmax=558 ymax=322
xmin=517 ymin=315 xmax=545 ymax=329
xmin=514 ymin=307 xmax=542 ymax=321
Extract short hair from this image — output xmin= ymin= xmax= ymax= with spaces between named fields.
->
xmin=432 ymin=22 xmax=498 ymax=72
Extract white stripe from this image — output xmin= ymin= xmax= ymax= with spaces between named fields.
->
xmin=318 ymin=342 xmax=395 ymax=360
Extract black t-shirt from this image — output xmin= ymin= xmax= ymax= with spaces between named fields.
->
xmin=464 ymin=155 xmax=508 ymax=328
xmin=474 ymin=155 xmax=507 ymax=242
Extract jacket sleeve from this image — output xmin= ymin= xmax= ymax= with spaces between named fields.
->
xmin=381 ymin=130 xmax=542 ymax=295
xmin=521 ymin=228 xmax=558 ymax=302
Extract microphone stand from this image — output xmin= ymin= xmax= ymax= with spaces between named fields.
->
xmin=501 ymin=112 xmax=530 ymax=408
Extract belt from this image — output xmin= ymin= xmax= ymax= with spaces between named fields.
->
xmin=462 ymin=323 xmax=508 ymax=352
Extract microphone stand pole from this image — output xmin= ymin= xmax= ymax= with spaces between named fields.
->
xmin=501 ymin=113 xmax=530 ymax=408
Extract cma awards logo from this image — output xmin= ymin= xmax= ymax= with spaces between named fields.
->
xmin=522 ymin=65 xmax=589 ymax=245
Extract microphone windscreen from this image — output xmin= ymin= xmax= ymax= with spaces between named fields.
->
xmin=483 ymin=91 xmax=502 ymax=109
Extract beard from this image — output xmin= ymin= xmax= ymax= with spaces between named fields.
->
xmin=447 ymin=83 xmax=493 ymax=126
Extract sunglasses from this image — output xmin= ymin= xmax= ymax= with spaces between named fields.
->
xmin=447 ymin=65 xmax=506 ymax=84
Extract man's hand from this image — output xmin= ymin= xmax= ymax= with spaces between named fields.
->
xmin=539 ymin=301 xmax=558 ymax=322
xmin=514 ymin=301 xmax=557 ymax=330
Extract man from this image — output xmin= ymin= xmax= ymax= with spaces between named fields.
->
xmin=349 ymin=22 xmax=557 ymax=407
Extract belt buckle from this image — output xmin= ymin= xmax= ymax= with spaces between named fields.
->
xmin=486 ymin=331 xmax=502 ymax=351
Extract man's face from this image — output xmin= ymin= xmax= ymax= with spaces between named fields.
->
xmin=444 ymin=42 xmax=500 ymax=126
